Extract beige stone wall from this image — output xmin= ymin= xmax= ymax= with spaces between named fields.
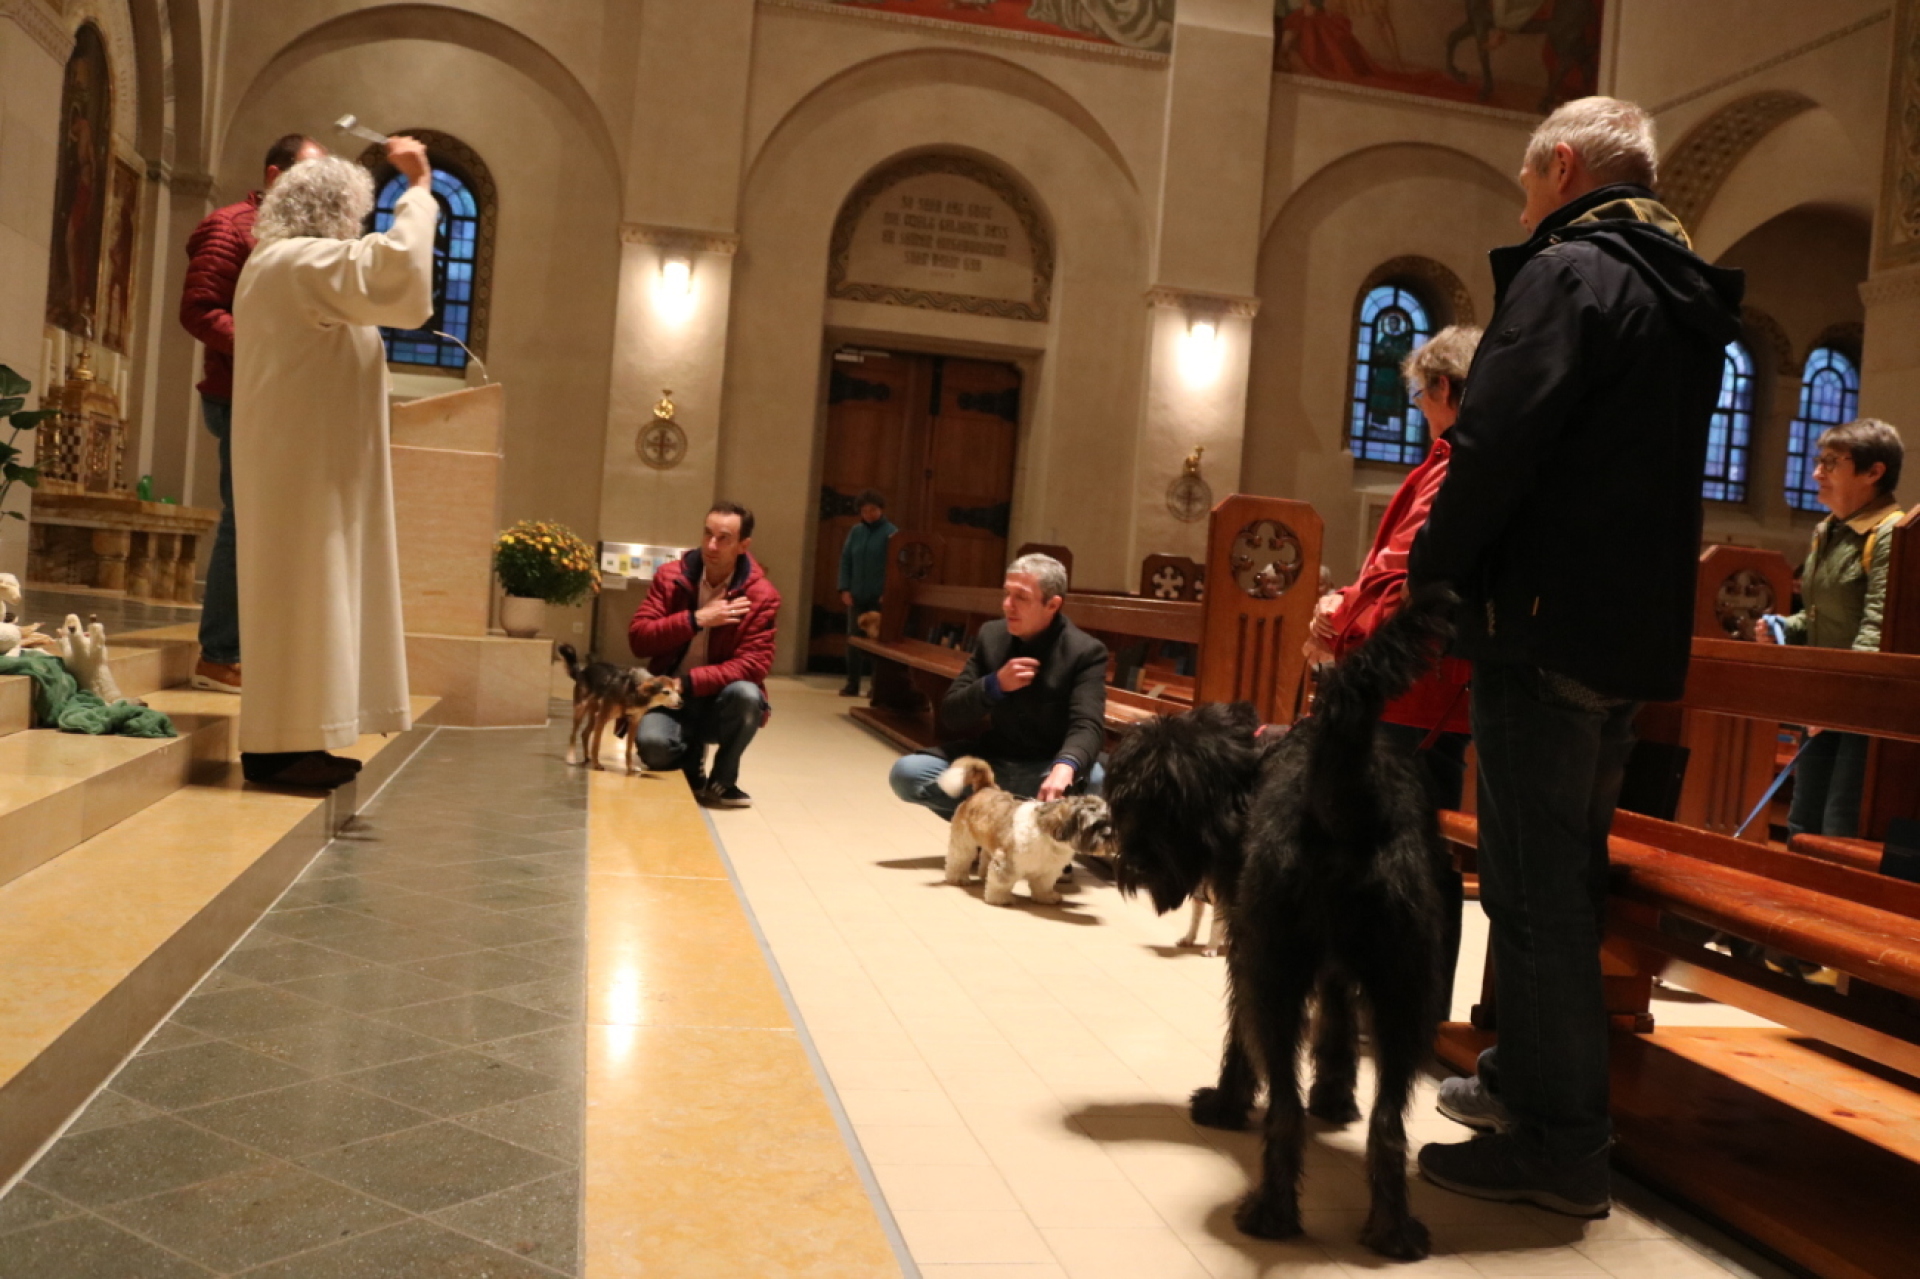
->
xmin=1 ymin=0 xmax=1898 ymax=669
xmin=210 ymin=11 xmax=623 ymax=578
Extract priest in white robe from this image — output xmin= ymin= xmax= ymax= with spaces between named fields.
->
xmin=230 ymin=139 xmax=436 ymax=789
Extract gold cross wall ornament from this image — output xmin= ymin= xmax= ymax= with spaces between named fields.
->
xmin=637 ymin=388 xmax=688 ymax=471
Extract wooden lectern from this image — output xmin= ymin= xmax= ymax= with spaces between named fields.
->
xmin=390 ymin=384 xmax=549 ymax=726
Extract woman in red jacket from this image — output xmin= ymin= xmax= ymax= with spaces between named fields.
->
xmin=1308 ymin=324 xmax=1482 ymax=988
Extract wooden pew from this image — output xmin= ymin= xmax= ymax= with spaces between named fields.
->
xmin=1435 ymin=799 xmax=1920 ymax=1279
xmin=850 ymin=495 xmax=1322 ymax=752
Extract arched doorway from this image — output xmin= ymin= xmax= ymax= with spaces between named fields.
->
xmin=806 ymin=152 xmax=1052 ymax=671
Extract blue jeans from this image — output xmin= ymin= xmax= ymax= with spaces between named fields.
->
xmin=198 ymin=397 xmax=240 ymax=664
xmin=636 ymin=680 xmax=765 ymax=791
xmin=1786 ymin=730 xmax=1868 ymax=839
xmin=889 ymin=752 xmax=1105 ymax=821
xmin=1470 ymin=663 xmax=1637 ymax=1166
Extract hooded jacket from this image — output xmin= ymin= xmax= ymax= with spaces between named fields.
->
xmin=628 ymin=549 xmax=781 ymax=711
xmin=1409 ymin=184 xmax=1745 ymax=702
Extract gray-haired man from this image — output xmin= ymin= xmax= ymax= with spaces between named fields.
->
xmin=888 ymin=553 xmax=1107 ymax=819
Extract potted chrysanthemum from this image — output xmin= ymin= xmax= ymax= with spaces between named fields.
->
xmin=493 ymin=520 xmax=599 ymax=637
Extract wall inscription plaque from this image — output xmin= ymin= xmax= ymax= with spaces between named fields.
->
xmin=830 ymin=156 xmax=1053 ymax=322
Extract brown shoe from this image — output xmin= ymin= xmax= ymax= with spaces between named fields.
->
xmin=192 ymin=660 xmax=242 ymax=693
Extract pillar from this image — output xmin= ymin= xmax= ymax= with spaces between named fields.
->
xmin=1860 ymin=0 xmax=1920 ymax=424
xmin=1131 ymin=0 xmax=1274 ymax=571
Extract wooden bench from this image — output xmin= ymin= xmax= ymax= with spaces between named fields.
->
xmin=1432 ymin=611 xmax=1920 ymax=1279
xmin=849 ymin=495 xmax=1324 ymax=753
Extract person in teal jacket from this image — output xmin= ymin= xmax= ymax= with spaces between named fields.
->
xmin=839 ymin=489 xmax=896 ymax=697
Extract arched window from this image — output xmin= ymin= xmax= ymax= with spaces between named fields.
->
xmin=1348 ymin=284 xmax=1433 ymax=465
xmin=1785 ymin=347 xmax=1860 ymax=511
xmin=1702 ymin=341 xmax=1754 ymax=502
xmin=361 ymin=131 xmax=497 ymax=371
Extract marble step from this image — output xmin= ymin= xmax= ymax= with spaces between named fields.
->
xmin=0 ymin=714 xmax=232 ymax=890
xmin=0 ymin=677 xmax=28 ymax=738
xmin=0 ymin=696 xmax=441 ymax=1187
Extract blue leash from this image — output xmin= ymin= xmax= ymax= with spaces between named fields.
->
xmin=1733 ymin=731 xmax=1817 ymax=839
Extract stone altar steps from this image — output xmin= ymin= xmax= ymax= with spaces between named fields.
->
xmin=0 ymin=622 xmax=444 ymax=1186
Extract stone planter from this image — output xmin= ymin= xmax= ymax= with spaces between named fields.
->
xmin=499 ymin=594 xmax=545 ymax=639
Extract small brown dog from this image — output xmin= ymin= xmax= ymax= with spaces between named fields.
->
xmin=856 ymin=610 xmax=882 ymax=639
xmin=937 ymin=757 xmax=1115 ymax=906
xmin=557 ymin=644 xmax=682 ymax=774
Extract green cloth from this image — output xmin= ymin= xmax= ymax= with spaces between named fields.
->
xmin=1781 ymin=498 xmax=1906 ymax=652
xmin=0 ymin=651 xmax=176 ymax=737
xmin=838 ymin=516 xmax=897 ymax=603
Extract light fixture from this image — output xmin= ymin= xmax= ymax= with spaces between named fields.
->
xmin=1180 ymin=310 xmax=1225 ymax=386
xmin=661 ymin=253 xmax=692 ymax=297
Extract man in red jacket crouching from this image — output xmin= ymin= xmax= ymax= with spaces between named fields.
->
xmin=629 ymin=501 xmax=782 ymax=808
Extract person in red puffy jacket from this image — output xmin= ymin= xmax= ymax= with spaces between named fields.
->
xmin=629 ymin=501 xmax=782 ymax=808
xmin=1307 ymin=324 xmax=1481 ymax=991
xmin=178 ymin=132 xmax=325 ymax=695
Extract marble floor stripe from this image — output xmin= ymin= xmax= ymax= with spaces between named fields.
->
xmin=0 ymin=715 xmax=589 ymax=1278
xmin=581 ymin=763 xmax=906 ymax=1278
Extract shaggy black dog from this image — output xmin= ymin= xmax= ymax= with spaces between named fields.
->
xmin=1105 ymin=586 xmax=1457 ymax=1262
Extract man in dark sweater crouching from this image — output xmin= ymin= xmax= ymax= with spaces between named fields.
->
xmin=889 ymin=553 xmax=1107 ymax=821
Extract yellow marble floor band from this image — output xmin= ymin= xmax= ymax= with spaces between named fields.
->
xmin=583 ymin=769 xmax=904 ymax=1278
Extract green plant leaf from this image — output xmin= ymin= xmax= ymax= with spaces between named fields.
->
xmin=9 ymin=410 xmax=57 ymax=431
xmin=0 ymin=367 xmax=27 ymax=400
xmin=4 ymin=464 xmax=37 ymax=488
xmin=3 ymin=510 xmax=22 ymax=521
xmin=0 ymin=444 xmax=17 ymax=467
xmin=0 ymin=398 xmax=23 ymax=419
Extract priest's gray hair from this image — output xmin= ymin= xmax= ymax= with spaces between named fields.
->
xmin=254 ymin=156 xmax=375 ymax=244
xmin=1524 ymin=96 xmax=1658 ymax=189
xmin=1007 ymin=553 xmax=1069 ymax=603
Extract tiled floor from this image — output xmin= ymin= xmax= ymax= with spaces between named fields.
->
xmin=0 ymin=718 xmax=587 ymax=1277
xmin=709 ymin=677 xmax=1797 ymax=1279
xmin=0 ymin=676 xmax=1804 ymax=1277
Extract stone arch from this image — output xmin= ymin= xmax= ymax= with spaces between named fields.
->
xmin=1245 ymin=141 xmax=1519 ymax=573
xmin=725 ymin=46 xmax=1151 ymax=670
xmin=1660 ymin=91 xmax=1817 ymax=231
xmin=744 ymin=45 xmax=1137 ymax=200
xmin=826 ymin=148 xmax=1056 ymax=322
xmin=1357 ymin=256 xmax=1476 ymax=328
xmin=357 ymin=129 xmax=500 ymax=361
xmin=1739 ymin=305 xmax=1794 ymax=381
xmin=1810 ymin=320 xmax=1865 ymax=367
xmin=223 ymin=3 xmax=619 ymax=187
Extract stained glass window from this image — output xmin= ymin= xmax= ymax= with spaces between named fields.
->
xmin=1702 ymin=341 xmax=1754 ymax=503
xmin=371 ymin=166 xmax=482 ymax=369
xmin=1349 ymin=285 xmax=1433 ymax=465
xmin=1785 ymin=347 xmax=1860 ymax=511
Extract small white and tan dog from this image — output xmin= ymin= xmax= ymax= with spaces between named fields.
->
xmin=937 ymin=757 xmax=1115 ymax=907
xmin=1179 ymin=879 xmax=1229 ymax=956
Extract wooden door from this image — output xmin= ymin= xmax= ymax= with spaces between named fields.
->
xmin=810 ymin=348 xmax=1021 ymax=669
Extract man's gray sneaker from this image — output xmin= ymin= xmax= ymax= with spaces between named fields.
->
xmin=1437 ymin=1074 xmax=1514 ymax=1133
xmin=1418 ymin=1132 xmax=1610 ymax=1218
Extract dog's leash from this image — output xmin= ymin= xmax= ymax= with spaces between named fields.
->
xmin=1732 ymin=731 xmax=1817 ymax=839
xmin=1416 ymin=684 xmax=1469 ymax=752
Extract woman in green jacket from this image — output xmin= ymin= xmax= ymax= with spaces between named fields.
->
xmin=1760 ymin=418 xmax=1905 ymax=838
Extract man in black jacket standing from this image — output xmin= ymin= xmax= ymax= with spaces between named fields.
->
xmin=1408 ymin=97 xmax=1744 ymax=1216
xmin=888 ymin=553 xmax=1107 ymax=819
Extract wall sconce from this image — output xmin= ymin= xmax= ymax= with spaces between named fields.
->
xmin=661 ymin=253 xmax=692 ymax=297
xmin=1180 ymin=310 xmax=1225 ymax=386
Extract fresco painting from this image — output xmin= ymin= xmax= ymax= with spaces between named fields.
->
xmin=46 ymin=23 xmax=115 ymax=337
xmin=99 ymin=158 xmax=141 ymax=353
xmin=827 ymin=0 xmax=1175 ymax=53
xmin=1275 ymin=0 xmax=1603 ymax=114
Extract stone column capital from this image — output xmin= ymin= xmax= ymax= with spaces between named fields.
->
xmin=620 ymin=223 xmax=741 ymax=256
xmin=0 ymin=0 xmax=73 ymax=64
xmin=1144 ymin=286 xmax=1261 ymax=319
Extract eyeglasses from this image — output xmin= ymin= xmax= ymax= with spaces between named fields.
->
xmin=1811 ymin=454 xmax=1849 ymax=475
